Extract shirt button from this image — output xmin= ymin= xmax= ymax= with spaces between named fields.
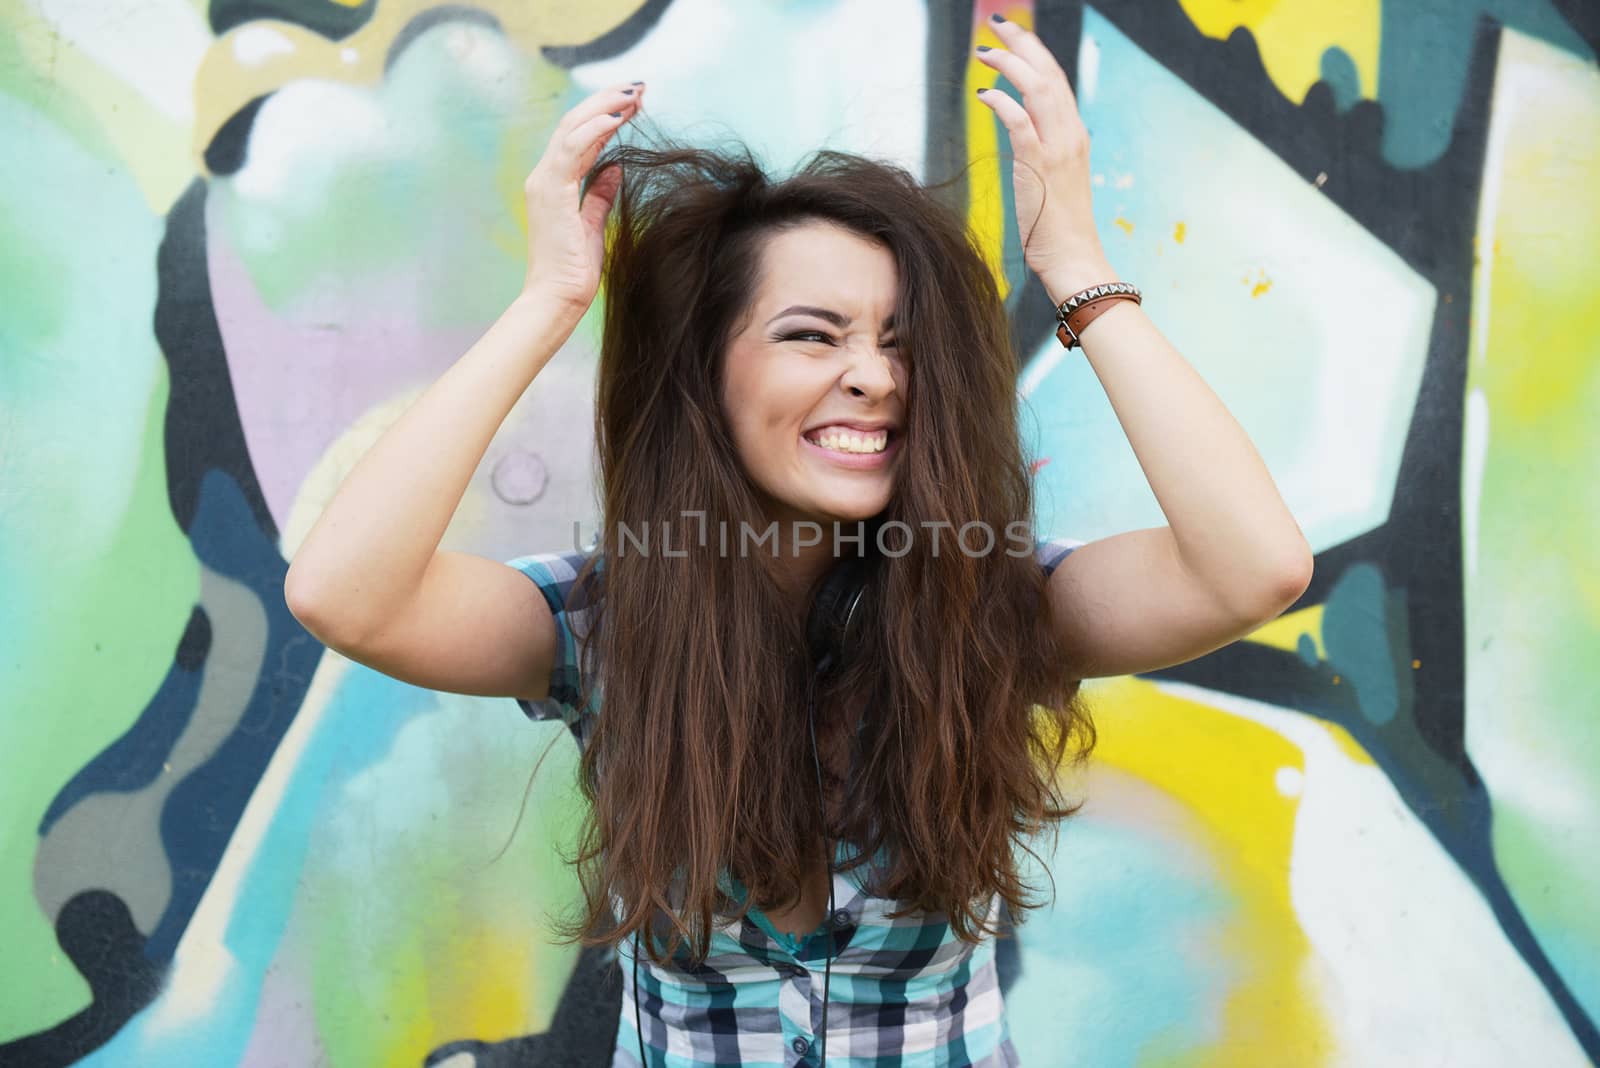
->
xmin=792 ymin=1036 xmax=812 ymax=1055
xmin=830 ymin=908 xmax=851 ymax=928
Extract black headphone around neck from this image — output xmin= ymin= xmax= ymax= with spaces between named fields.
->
xmin=633 ymin=555 xmax=871 ymax=1067
xmin=807 ymin=553 xmax=871 ymax=676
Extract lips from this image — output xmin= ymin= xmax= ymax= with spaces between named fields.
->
xmin=801 ymin=424 xmax=899 ymax=448
xmin=800 ymin=428 xmax=901 ymax=468
xmin=802 ymin=420 xmax=900 ymax=435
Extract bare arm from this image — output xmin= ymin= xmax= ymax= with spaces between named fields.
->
xmin=1033 ymin=286 xmax=1311 ymax=681
xmin=977 ymin=19 xmax=1310 ymax=679
xmin=284 ymin=292 xmax=579 ymax=648
xmin=284 ymin=80 xmax=646 ymax=703
xmin=284 ymin=296 xmax=579 ymax=707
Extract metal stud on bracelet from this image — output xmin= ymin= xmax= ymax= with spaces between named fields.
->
xmin=1054 ymin=281 xmax=1142 ymax=349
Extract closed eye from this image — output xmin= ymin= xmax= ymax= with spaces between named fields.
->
xmin=774 ymin=331 xmax=899 ymax=349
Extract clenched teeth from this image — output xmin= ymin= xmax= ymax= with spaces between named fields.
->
xmin=805 ymin=427 xmax=890 ymax=454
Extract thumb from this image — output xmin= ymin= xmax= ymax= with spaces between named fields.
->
xmin=579 ymin=164 xmax=622 ymax=230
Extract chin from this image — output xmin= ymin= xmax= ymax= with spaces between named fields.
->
xmin=808 ymin=491 xmax=893 ymax=525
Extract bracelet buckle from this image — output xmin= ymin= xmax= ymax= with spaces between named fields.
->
xmin=1054 ymin=281 xmax=1142 ymax=350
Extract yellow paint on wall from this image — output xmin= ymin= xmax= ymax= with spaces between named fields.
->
xmin=191 ymin=0 xmax=654 ymax=170
xmin=968 ymin=10 xmax=1025 ymax=301
xmin=1177 ymin=0 xmax=1379 ymax=105
xmin=0 ymin=4 xmax=195 ymax=215
xmin=1245 ymin=602 xmax=1324 ymax=659
xmin=1234 ymin=607 xmax=1378 ymax=766
xmin=432 ymin=921 xmax=546 ymax=1039
xmin=1083 ymin=677 xmax=1337 ymax=1063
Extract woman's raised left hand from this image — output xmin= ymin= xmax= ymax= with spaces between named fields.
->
xmin=974 ymin=15 xmax=1114 ymax=304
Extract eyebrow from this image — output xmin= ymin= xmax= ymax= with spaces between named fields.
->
xmin=766 ymin=305 xmax=896 ymax=332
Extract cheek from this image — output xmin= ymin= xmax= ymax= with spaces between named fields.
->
xmin=726 ymin=351 xmax=841 ymax=459
xmin=723 ymin=370 xmax=792 ymax=474
xmin=721 ymin=363 xmax=761 ymax=444
xmin=750 ymin=363 xmax=821 ymax=434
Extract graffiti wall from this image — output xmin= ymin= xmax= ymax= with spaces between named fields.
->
xmin=1 ymin=0 xmax=1595 ymax=1064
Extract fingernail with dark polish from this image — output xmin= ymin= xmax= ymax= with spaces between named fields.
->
xmin=622 ymin=88 xmax=635 ymax=94
xmin=976 ymin=45 xmax=991 ymax=52
xmin=991 ymin=13 xmax=1007 ymax=22
xmin=631 ymin=80 xmax=644 ymax=85
xmin=609 ymin=111 xmax=622 ymax=117
xmin=976 ymin=88 xmax=988 ymax=94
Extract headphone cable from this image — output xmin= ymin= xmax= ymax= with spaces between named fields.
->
xmin=808 ymin=667 xmax=834 ymax=1066
xmin=634 ymin=929 xmax=646 ymax=1065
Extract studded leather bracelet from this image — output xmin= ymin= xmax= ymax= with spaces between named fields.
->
xmin=1054 ymin=281 xmax=1142 ymax=349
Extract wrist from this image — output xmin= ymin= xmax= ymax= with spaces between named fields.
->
xmin=1040 ymin=260 xmax=1119 ymax=308
xmin=512 ymin=287 xmax=587 ymax=330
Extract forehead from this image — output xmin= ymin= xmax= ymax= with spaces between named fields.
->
xmin=752 ymin=222 xmax=898 ymax=312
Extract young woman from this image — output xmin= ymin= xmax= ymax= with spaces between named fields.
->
xmin=285 ymin=16 xmax=1312 ymax=1067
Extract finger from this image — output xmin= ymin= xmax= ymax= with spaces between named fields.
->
xmin=556 ymin=81 xmax=646 ymax=140
xmin=986 ymin=16 xmax=1077 ymax=110
xmin=975 ymin=87 xmax=1044 ymax=162
xmin=580 ymin=163 xmax=623 ymax=228
xmin=974 ymin=45 xmax=1071 ymax=151
xmin=566 ymin=114 xmax=627 ymax=181
xmin=574 ymin=106 xmax=631 ymax=177
xmin=533 ymin=85 xmax=641 ymax=185
xmin=562 ymin=106 xmax=635 ymax=181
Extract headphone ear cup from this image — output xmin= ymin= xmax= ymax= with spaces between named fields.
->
xmin=806 ymin=556 xmax=871 ymax=672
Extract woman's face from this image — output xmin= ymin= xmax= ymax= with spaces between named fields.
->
xmin=721 ymin=221 xmax=908 ymax=532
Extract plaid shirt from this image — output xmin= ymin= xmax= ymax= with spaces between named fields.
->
xmin=508 ymin=537 xmax=1082 ymax=1066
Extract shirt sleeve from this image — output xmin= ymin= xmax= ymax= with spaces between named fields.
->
xmin=1035 ymin=535 xmax=1085 ymax=577
xmin=504 ymin=550 xmax=594 ymax=730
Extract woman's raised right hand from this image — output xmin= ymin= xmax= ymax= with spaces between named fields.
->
xmin=521 ymin=81 xmax=645 ymax=315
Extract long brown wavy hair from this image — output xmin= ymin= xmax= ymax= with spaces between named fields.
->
xmin=539 ymin=131 xmax=1096 ymax=967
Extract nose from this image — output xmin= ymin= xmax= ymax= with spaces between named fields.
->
xmin=838 ymin=341 xmax=898 ymax=400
